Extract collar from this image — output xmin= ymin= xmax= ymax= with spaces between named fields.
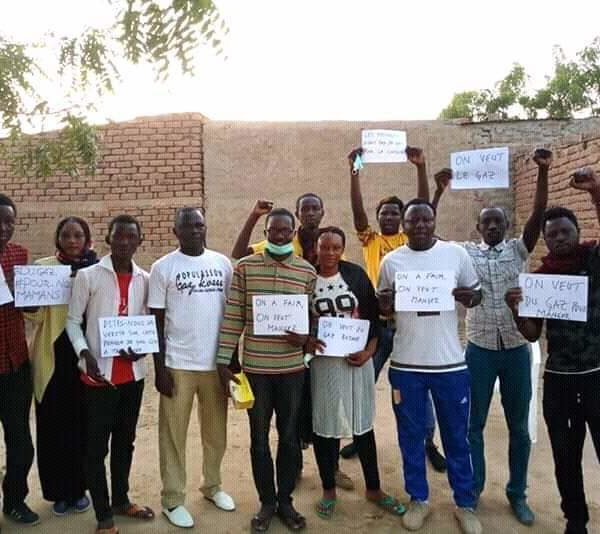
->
xmin=99 ymin=254 xmax=144 ymax=276
xmin=261 ymin=249 xmax=295 ymax=266
xmin=479 ymin=239 xmax=507 ymax=252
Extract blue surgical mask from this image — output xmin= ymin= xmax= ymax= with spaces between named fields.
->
xmin=266 ymin=241 xmax=294 ymax=256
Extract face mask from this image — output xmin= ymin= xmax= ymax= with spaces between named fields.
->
xmin=266 ymin=241 xmax=294 ymax=255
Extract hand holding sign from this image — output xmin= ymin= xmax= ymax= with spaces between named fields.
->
xmin=451 ymin=147 xmax=509 ymax=190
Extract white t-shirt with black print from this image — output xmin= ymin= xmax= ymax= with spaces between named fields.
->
xmin=148 ymin=249 xmax=233 ymax=371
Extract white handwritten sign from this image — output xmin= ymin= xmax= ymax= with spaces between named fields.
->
xmin=361 ymin=129 xmax=407 ymax=163
xmin=518 ymin=274 xmax=588 ymax=322
xmin=0 ymin=268 xmax=13 ymax=305
xmin=14 ymin=265 xmax=72 ymax=307
xmin=98 ymin=315 xmax=159 ymax=358
xmin=317 ymin=317 xmax=369 ymax=357
xmin=252 ymin=294 xmax=309 ymax=335
xmin=395 ymin=270 xmax=455 ymax=312
xmin=450 ymin=147 xmax=509 ymax=189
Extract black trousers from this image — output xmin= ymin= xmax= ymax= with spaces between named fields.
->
xmin=35 ymin=331 xmax=86 ymax=502
xmin=0 ymin=361 xmax=34 ymax=511
xmin=84 ymin=379 xmax=144 ymax=522
xmin=543 ymin=371 xmax=600 ymax=529
xmin=313 ymin=430 xmax=380 ymax=491
xmin=246 ymin=371 xmax=304 ymax=507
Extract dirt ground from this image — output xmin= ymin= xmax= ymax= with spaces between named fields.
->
xmin=1 ymin=366 xmax=598 ymax=534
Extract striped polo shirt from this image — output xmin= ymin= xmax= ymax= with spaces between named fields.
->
xmin=217 ymin=251 xmax=317 ymax=374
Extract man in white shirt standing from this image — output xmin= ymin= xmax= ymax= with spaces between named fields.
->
xmin=149 ymin=207 xmax=235 ymax=529
xmin=378 ymin=199 xmax=482 ymax=534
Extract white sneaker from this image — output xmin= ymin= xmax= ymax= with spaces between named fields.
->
xmin=206 ymin=490 xmax=236 ymax=511
xmin=163 ymin=505 xmax=194 ymax=528
xmin=402 ymin=500 xmax=430 ymax=531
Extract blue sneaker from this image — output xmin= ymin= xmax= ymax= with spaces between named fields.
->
xmin=52 ymin=500 xmax=69 ymax=516
xmin=73 ymin=495 xmax=91 ymax=513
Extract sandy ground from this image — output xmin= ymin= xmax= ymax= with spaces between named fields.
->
xmin=1 ymin=366 xmax=598 ymax=534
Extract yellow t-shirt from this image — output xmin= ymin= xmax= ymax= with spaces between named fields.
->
xmin=251 ymin=235 xmax=303 ymax=256
xmin=357 ymin=225 xmax=408 ymax=286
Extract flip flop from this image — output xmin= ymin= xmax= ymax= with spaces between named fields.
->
xmin=315 ymin=498 xmax=336 ymax=519
xmin=372 ymin=494 xmax=406 ymax=516
xmin=113 ymin=503 xmax=155 ymax=520
xmin=251 ymin=505 xmax=276 ymax=533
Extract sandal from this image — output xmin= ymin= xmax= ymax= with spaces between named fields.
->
xmin=371 ymin=494 xmax=406 ymax=516
xmin=277 ymin=504 xmax=306 ymax=531
xmin=113 ymin=503 xmax=155 ymax=520
xmin=315 ymin=498 xmax=336 ymax=519
xmin=95 ymin=527 xmax=118 ymax=534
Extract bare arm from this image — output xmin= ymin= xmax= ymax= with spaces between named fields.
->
xmin=231 ymin=200 xmax=273 ymax=259
xmin=569 ymin=167 xmax=600 ymax=227
xmin=431 ymin=168 xmax=452 ymax=212
xmin=406 ymin=146 xmax=430 ymax=202
xmin=522 ymin=149 xmax=552 ymax=252
xmin=348 ymin=148 xmax=369 ymax=232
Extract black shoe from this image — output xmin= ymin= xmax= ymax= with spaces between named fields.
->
xmin=425 ymin=440 xmax=447 ymax=472
xmin=4 ymin=502 xmax=40 ymax=525
xmin=340 ymin=441 xmax=358 ymax=459
xmin=277 ymin=503 xmax=306 ymax=531
xmin=565 ymin=520 xmax=588 ymax=534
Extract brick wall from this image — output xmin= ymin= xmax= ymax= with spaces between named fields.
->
xmin=0 ymin=113 xmax=206 ymax=268
xmin=513 ymin=135 xmax=600 ymax=270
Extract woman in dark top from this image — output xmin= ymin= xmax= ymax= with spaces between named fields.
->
xmin=26 ymin=217 xmax=97 ymax=515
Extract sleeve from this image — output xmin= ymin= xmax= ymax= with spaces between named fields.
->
xmin=216 ymin=261 xmax=247 ymax=365
xmin=377 ymin=256 xmax=394 ymax=293
xmin=457 ymin=246 xmax=481 ymax=290
xmin=356 ymin=225 xmax=377 ymax=247
xmin=223 ymin=257 xmax=234 ymax=298
xmin=66 ymin=269 xmax=91 ymax=356
xmin=355 ymin=268 xmax=380 ymax=341
xmin=147 ymin=261 xmax=167 ymax=309
xmin=515 ymin=237 xmax=529 ymax=261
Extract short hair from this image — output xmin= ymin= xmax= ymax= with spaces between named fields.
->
xmin=295 ymin=193 xmax=324 ymax=211
xmin=402 ymin=198 xmax=437 ymax=219
xmin=265 ymin=208 xmax=295 ymax=229
xmin=542 ymin=206 xmax=579 ymax=233
xmin=107 ymin=214 xmax=142 ymax=237
xmin=0 ymin=194 xmax=16 ymax=216
xmin=478 ymin=205 xmax=509 ymax=223
xmin=318 ymin=226 xmax=346 ymax=247
xmin=55 ymin=216 xmax=92 ymax=251
xmin=174 ymin=206 xmax=204 ymax=225
xmin=376 ymin=196 xmax=404 ymax=217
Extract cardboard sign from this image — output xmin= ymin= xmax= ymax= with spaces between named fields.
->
xmin=395 ymin=270 xmax=455 ymax=312
xmin=518 ymin=273 xmax=588 ymax=322
xmin=317 ymin=317 xmax=369 ymax=356
xmin=252 ymin=294 xmax=309 ymax=335
xmin=451 ymin=147 xmax=509 ymax=189
xmin=14 ymin=265 xmax=72 ymax=307
xmin=361 ymin=129 xmax=407 ymax=163
xmin=0 ymin=268 xmax=13 ymax=305
xmin=98 ymin=315 xmax=159 ymax=358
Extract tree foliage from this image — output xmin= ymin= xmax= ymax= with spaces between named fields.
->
xmin=0 ymin=0 xmax=227 ymax=178
xmin=439 ymin=38 xmax=600 ymax=121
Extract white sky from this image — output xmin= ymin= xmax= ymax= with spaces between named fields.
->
xmin=3 ymin=0 xmax=600 ymax=123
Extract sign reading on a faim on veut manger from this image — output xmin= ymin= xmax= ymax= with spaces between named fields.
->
xmin=518 ymin=273 xmax=588 ymax=322
xmin=252 ymin=294 xmax=309 ymax=335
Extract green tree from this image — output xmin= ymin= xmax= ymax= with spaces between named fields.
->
xmin=0 ymin=0 xmax=227 ymax=178
xmin=438 ymin=91 xmax=480 ymax=121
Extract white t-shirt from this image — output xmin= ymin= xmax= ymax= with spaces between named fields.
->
xmin=148 ymin=249 xmax=233 ymax=371
xmin=378 ymin=240 xmax=480 ymax=372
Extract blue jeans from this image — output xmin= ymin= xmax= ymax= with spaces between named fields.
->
xmin=465 ymin=341 xmax=531 ymax=501
xmin=374 ymin=327 xmax=435 ymax=441
xmin=389 ymin=368 xmax=475 ymax=507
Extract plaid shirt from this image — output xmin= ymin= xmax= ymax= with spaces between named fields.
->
xmin=0 ymin=242 xmax=29 ymax=374
xmin=464 ymin=238 xmax=529 ymax=350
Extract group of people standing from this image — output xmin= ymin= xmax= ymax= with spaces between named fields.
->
xmin=0 ymin=144 xmax=598 ymax=534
